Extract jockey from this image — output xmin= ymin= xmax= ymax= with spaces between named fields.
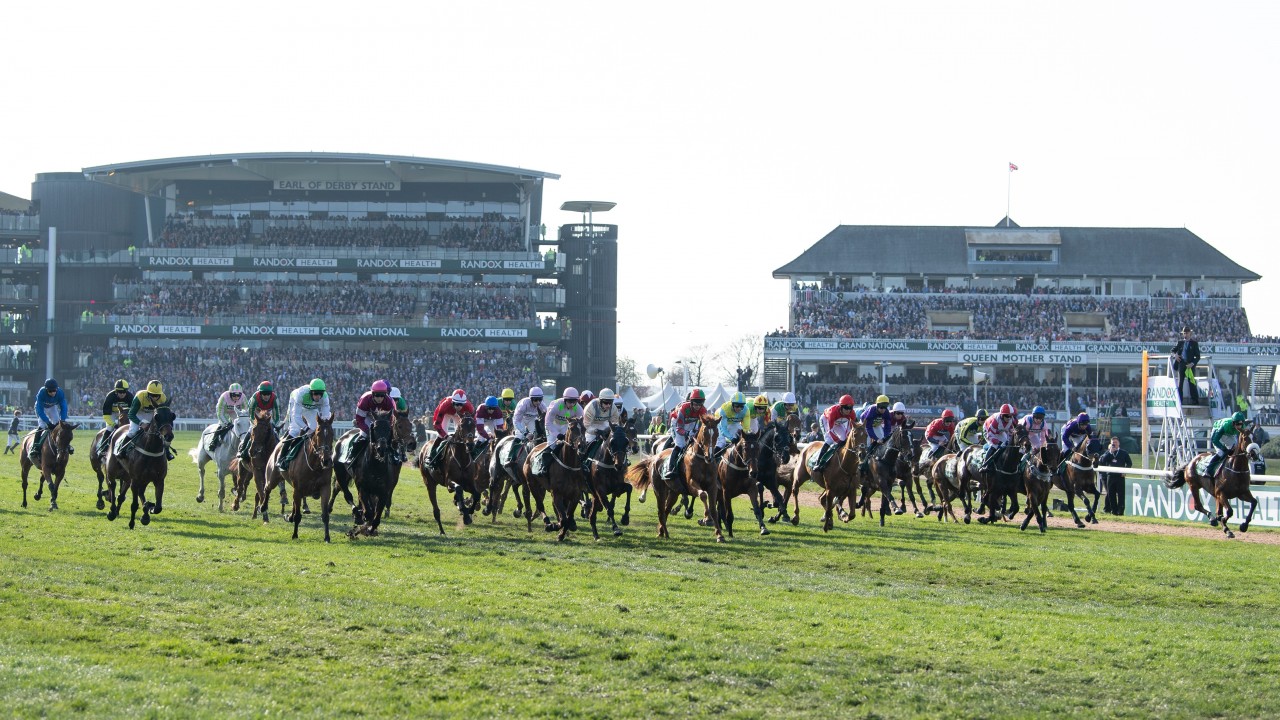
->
xmin=770 ymin=391 xmax=799 ymax=424
xmin=425 ymin=389 xmax=476 ymax=469
xmin=891 ymin=401 xmax=913 ymax=430
xmin=979 ymin=404 xmax=1017 ymax=473
xmin=1020 ymin=406 xmax=1052 ymax=451
xmin=860 ymin=394 xmax=894 ymax=447
xmin=115 ymin=380 xmax=172 ymax=458
xmin=343 ymin=379 xmax=396 ymax=464
xmin=498 ymin=388 xmax=517 ymax=423
xmin=30 ymin=378 xmax=69 ymax=462
xmin=580 ymin=390 xmax=594 ymax=408
xmin=208 ymin=383 xmax=247 ymax=451
xmin=278 ymin=379 xmax=332 ymax=470
xmin=715 ymin=392 xmax=752 ymax=453
xmin=512 ymin=386 xmax=547 ymax=443
xmin=98 ymin=380 xmax=132 ymax=455
xmin=955 ymin=409 xmax=989 ymax=449
xmin=476 ymin=396 xmax=507 ymax=443
xmin=238 ymin=381 xmax=282 ymax=462
xmin=666 ymin=388 xmax=708 ymax=479
xmin=583 ymin=388 xmax=622 ymax=457
xmin=390 ymin=386 xmax=407 ymax=415
xmin=923 ymin=409 xmax=957 ymax=461
xmin=815 ymin=394 xmax=857 ymax=470
xmin=1059 ymin=412 xmax=1093 ymax=456
xmin=543 ymin=387 xmax=584 ymax=455
xmin=750 ymin=394 xmax=771 ymax=432
xmin=1205 ymin=411 xmax=1250 ymax=479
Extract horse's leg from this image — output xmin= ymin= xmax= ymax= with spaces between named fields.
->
xmin=1085 ymin=482 xmax=1102 ymax=524
xmin=820 ymin=490 xmax=834 ymax=532
xmin=259 ymin=471 xmax=281 ymax=523
xmin=196 ymin=450 xmax=207 ymax=504
xmin=746 ymin=482 xmax=769 ymax=536
xmin=1238 ymin=491 xmax=1258 ymax=533
xmin=320 ymin=481 xmax=332 ymax=543
xmin=587 ymin=481 xmax=604 ymax=541
xmin=656 ymin=481 xmax=673 ymax=539
xmin=108 ymin=473 xmax=128 ymax=521
xmin=426 ymin=476 xmax=446 ymax=535
xmin=128 ymin=484 xmax=141 ymax=529
xmin=94 ymin=459 xmax=106 ymax=510
xmin=290 ymin=481 xmax=304 ymax=539
xmin=722 ymin=492 xmax=735 ymax=538
xmin=1064 ymin=480 xmax=1085 ymax=528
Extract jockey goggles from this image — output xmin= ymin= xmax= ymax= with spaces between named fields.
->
xmin=230 ymin=392 xmax=242 ymax=398
xmin=691 ymin=398 xmax=704 ymax=405
xmin=373 ymin=392 xmax=386 ymax=399
xmin=839 ymin=404 xmax=852 ymax=411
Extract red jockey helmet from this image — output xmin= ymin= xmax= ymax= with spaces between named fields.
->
xmin=941 ymin=409 xmax=956 ymax=420
xmin=689 ymin=388 xmax=706 ymax=401
xmin=999 ymin=403 xmax=1015 ymax=416
xmin=838 ymin=394 xmax=855 ymax=408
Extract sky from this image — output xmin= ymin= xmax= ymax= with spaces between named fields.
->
xmin=4 ymin=2 xmax=1279 ymax=382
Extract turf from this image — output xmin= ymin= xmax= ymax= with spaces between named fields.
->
xmin=0 ymin=431 xmax=1276 ymax=719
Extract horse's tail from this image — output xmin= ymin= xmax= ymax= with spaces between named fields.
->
xmin=1164 ymin=464 xmax=1187 ymax=489
xmin=626 ymin=457 xmax=652 ymax=492
xmin=188 ymin=445 xmax=202 ymax=464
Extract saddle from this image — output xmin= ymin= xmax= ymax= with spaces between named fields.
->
xmin=1194 ymin=454 xmax=1216 ymax=478
xmin=966 ymin=446 xmax=993 ymax=475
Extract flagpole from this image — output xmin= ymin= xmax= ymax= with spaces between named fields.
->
xmin=1006 ymin=163 xmax=1012 ymax=227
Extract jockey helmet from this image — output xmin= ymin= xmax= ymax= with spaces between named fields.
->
xmin=689 ymin=388 xmax=706 ymax=401
xmin=114 ymin=379 xmax=129 ymax=391
xmin=875 ymin=394 xmax=890 ymax=405
xmin=309 ymin=379 xmax=326 ymax=393
xmin=501 ymin=388 xmax=516 ymax=400
xmin=731 ymin=392 xmax=746 ymax=405
xmin=941 ymin=409 xmax=956 ymax=420
xmin=451 ymin=389 xmax=468 ymax=404
xmin=1247 ymin=442 xmax=1261 ymax=455
xmin=1033 ymin=406 xmax=1046 ymax=416
xmin=1232 ymin=410 xmax=1247 ymax=424
xmin=598 ymin=388 xmax=616 ymax=400
xmin=229 ymin=383 xmax=243 ymax=394
xmin=892 ymin=402 xmax=907 ymax=414
xmin=1077 ymin=412 xmax=1090 ymax=424
xmin=754 ymin=395 xmax=769 ymax=407
xmin=44 ymin=378 xmax=58 ymax=391
xmin=146 ymin=380 xmax=163 ymax=395
xmin=976 ymin=409 xmax=989 ymax=420
xmin=999 ymin=403 xmax=1015 ymax=416
xmin=390 ymin=387 xmax=401 ymax=399
xmin=485 ymin=396 xmax=499 ymax=408
xmin=371 ymin=379 xmax=390 ymax=393
xmin=782 ymin=391 xmax=796 ymax=404
xmin=562 ymin=387 xmax=580 ymax=401
xmin=529 ymin=386 xmax=544 ymax=399
xmin=838 ymin=394 xmax=855 ymax=409
xmin=580 ymin=391 xmax=594 ymax=403
xmin=258 ymin=381 xmax=273 ymax=394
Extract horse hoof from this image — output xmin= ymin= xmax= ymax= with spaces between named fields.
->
xmin=513 ymin=509 xmax=522 ymax=518
xmin=620 ymin=516 xmax=629 ymax=526
xmin=196 ymin=494 xmax=204 ymax=503
xmin=716 ymin=536 xmax=726 ymax=543
xmin=977 ymin=517 xmax=990 ymax=525
xmin=790 ymin=516 xmax=799 ymax=527
xmin=544 ymin=524 xmax=557 ymax=533
xmin=893 ymin=508 xmax=906 ymax=516
xmin=140 ymin=514 xmax=151 ymax=526
xmin=915 ymin=512 xmax=924 ymax=519
xmin=49 ymin=502 xmax=58 ymax=511
xmin=1240 ymin=522 xmax=1250 ymax=533
xmin=1076 ymin=522 xmax=1086 ymax=529
xmin=1226 ymin=530 xmax=1236 ymax=539
xmin=96 ymin=498 xmax=105 ymax=510
xmin=613 ymin=529 xmax=623 ymax=537
xmin=462 ymin=514 xmax=473 ymax=526
xmin=963 ymin=515 xmax=971 ymax=524
xmin=760 ymin=527 xmax=770 ymax=536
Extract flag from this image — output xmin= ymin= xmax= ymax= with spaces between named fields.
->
xmin=1009 ymin=162 xmax=1019 ymax=171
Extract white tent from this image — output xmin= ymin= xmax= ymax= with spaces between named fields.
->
xmin=617 ymin=386 xmax=644 ymax=413
xmin=703 ymin=383 xmax=732 ymax=408
xmin=641 ymin=384 xmax=684 ymax=413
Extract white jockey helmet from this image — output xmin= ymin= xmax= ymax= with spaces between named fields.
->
xmin=529 ymin=386 xmax=544 ymax=398
xmin=450 ymin=390 xmax=467 ymax=404
xmin=892 ymin=402 xmax=907 ymax=413
xmin=782 ymin=392 xmax=796 ymax=404
xmin=390 ymin=387 xmax=401 ymax=399
xmin=599 ymin=388 xmax=616 ymax=400
xmin=563 ymin=387 xmax=580 ymax=400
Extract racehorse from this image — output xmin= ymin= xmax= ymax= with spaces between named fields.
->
xmin=584 ymin=424 xmax=633 ymax=537
xmin=190 ymin=412 xmax=251 ymax=511
xmin=331 ymin=410 xmax=397 ymax=538
xmin=19 ymin=420 xmax=79 ymax=511
xmin=489 ymin=419 xmax=543 ymax=530
xmin=380 ymin=410 xmax=417 ymax=519
xmin=1055 ymin=439 xmax=1102 ymax=528
xmin=1165 ymin=430 xmax=1260 ymax=538
xmin=789 ymin=422 xmax=867 ymax=532
xmin=260 ymin=416 xmax=335 ymax=539
xmin=90 ymin=410 xmax=128 ymax=510
xmin=928 ymin=450 xmax=972 ymax=524
xmin=862 ymin=426 xmax=908 ymax=527
xmin=417 ymin=415 xmax=478 ymax=534
xmin=759 ymin=421 xmax=799 ymax=524
xmin=627 ymin=414 xmax=723 ymax=541
xmin=523 ymin=417 xmax=601 ymax=541
xmin=105 ymin=407 xmax=175 ymax=529
xmin=232 ymin=409 xmax=279 ymax=515
xmin=717 ymin=430 xmax=768 ymax=537
xmin=964 ymin=437 xmax=1025 ymax=526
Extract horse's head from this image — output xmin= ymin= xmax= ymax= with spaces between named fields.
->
xmin=48 ymin=421 xmax=77 ymax=463
xmin=737 ymin=431 xmax=760 ymax=477
xmin=1013 ymin=423 xmax=1030 ymax=451
xmin=392 ymin=412 xmax=416 ymax=457
xmin=454 ymin=414 xmax=476 ymax=444
xmin=695 ymin=414 xmax=718 ymax=452
xmin=153 ymin=407 xmax=176 ymax=444
xmin=850 ymin=421 xmax=868 ymax=449
xmin=606 ymin=424 xmax=630 ymax=466
xmin=559 ymin=417 xmax=585 ymax=464
xmin=233 ymin=412 xmax=252 ymax=437
xmin=369 ymin=410 xmax=394 ymax=461
xmin=313 ymin=415 xmax=335 ymax=469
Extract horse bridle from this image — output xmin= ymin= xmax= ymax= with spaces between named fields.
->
xmin=301 ymin=424 xmax=333 ymax=471
xmin=250 ymin=416 xmax=277 ymax=456
xmin=723 ymin=435 xmax=758 ymax=477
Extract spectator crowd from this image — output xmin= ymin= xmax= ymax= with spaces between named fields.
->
xmin=155 ymin=212 xmax=524 ymax=251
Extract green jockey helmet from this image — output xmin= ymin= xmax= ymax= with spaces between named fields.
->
xmin=1232 ymin=411 xmax=1247 ymax=424
xmin=309 ymin=378 xmax=326 ymax=393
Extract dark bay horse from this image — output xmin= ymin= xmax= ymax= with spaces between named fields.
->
xmin=1166 ymin=430 xmax=1259 ymax=538
xmin=233 ymin=409 xmax=279 ymax=516
xmin=381 ymin=411 xmax=417 ymax=519
xmin=790 ymin=423 xmax=867 ymax=532
xmin=261 ymin=416 xmax=335 ymax=539
xmin=717 ymin=430 xmax=768 ymax=537
xmin=332 ymin=411 xmax=397 ymax=539
xmin=105 ymin=407 xmax=175 ymax=529
xmin=962 ymin=439 xmax=1024 ymax=526
xmin=585 ymin=424 xmax=633 ymax=537
xmin=759 ymin=421 xmax=799 ymax=524
xmin=1055 ymin=440 xmax=1102 ymax=528
xmin=90 ymin=411 xmax=127 ymax=510
xmin=1018 ymin=431 xmax=1056 ymax=534
xmin=19 ymin=420 xmax=79 ymax=510
xmin=861 ymin=426 xmax=909 ymax=527
xmin=417 ymin=415 xmax=477 ymax=534
xmin=627 ymin=414 xmax=722 ymax=541
xmin=524 ymin=417 xmax=600 ymax=541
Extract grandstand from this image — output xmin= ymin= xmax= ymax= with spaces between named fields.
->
xmin=0 ymin=153 xmax=619 ymax=417
xmin=766 ymin=221 xmax=1277 ymax=426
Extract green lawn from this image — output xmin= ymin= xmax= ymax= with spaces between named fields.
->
xmin=0 ymin=431 xmax=1276 ymax=719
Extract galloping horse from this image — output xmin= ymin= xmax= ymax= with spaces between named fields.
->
xmin=261 ymin=416 xmax=335 ymax=540
xmin=585 ymin=424 xmax=634 ymax=537
xmin=928 ymin=450 xmax=972 ymax=524
xmin=524 ymin=417 xmax=600 ymax=541
xmin=717 ymin=430 xmax=768 ymax=537
xmin=19 ymin=420 xmax=79 ymax=510
xmin=628 ymin=414 xmax=723 ymax=541
xmin=380 ymin=411 xmax=417 ymax=519
xmin=233 ymin=409 xmax=279 ymax=516
xmin=759 ymin=421 xmax=799 ymax=523
xmin=790 ymin=422 xmax=867 ymax=532
xmin=90 ymin=410 xmax=128 ymax=510
xmin=964 ymin=438 xmax=1024 ymax=526
xmin=417 ymin=415 xmax=478 ymax=535
xmin=489 ymin=420 xmax=544 ymax=530
xmin=862 ymin=426 xmax=909 ymax=527
xmin=1016 ymin=426 xmax=1055 ymax=534
xmin=1055 ymin=439 xmax=1102 ymax=528
xmin=105 ymin=407 xmax=175 ymax=529
xmin=331 ymin=410 xmax=397 ymax=538
xmin=1165 ymin=430 xmax=1260 ymax=538
xmin=190 ymin=412 xmax=251 ymax=511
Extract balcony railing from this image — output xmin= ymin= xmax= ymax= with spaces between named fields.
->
xmin=81 ymin=314 xmax=538 ymax=329
xmin=0 ymin=215 xmax=39 ymax=231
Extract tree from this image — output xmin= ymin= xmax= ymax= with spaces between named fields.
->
xmin=616 ymin=356 xmax=642 ymax=390
xmin=679 ymin=344 xmax=714 ymax=387
xmin=713 ymin=334 xmax=763 ymax=390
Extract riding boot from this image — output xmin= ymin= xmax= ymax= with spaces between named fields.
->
xmin=237 ymin=431 xmax=251 ymax=462
xmin=664 ymin=446 xmax=684 ymax=480
xmin=28 ymin=428 xmax=43 ymax=462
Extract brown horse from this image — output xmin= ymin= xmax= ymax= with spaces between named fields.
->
xmin=1055 ymin=440 xmax=1102 ymax=528
xmin=1018 ymin=434 xmax=1056 ymax=534
xmin=963 ymin=438 xmax=1025 ymax=526
xmin=19 ymin=421 xmax=79 ymax=510
xmin=105 ymin=407 xmax=175 ymax=529
xmin=717 ymin=430 xmax=769 ymax=537
xmin=90 ymin=410 xmax=128 ymax=510
xmin=790 ymin=422 xmax=867 ymax=532
xmin=1165 ymin=430 xmax=1259 ymax=538
xmin=380 ymin=411 xmax=417 ymax=519
xmin=524 ymin=417 xmax=599 ymax=541
xmin=585 ymin=424 xmax=633 ymax=537
xmin=928 ymin=451 xmax=972 ymax=523
xmin=262 ymin=416 xmax=335 ymax=540
xmin=858 ymin=426 xmax=909 ymax=527
xmin=417 ymin=415 xmax=478 ymax=535
xmin=232 ymin=409 xmax=279 ymax=515
xmin=627 ymin=414 xmax=723 ymax=541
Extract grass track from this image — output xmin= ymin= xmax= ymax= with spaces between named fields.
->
xmin=1 ymin=431 xmax=1277 ymax=718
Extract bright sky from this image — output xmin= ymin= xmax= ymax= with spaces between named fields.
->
xmin=5 ymin=2 xmax=1279 ymax=379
